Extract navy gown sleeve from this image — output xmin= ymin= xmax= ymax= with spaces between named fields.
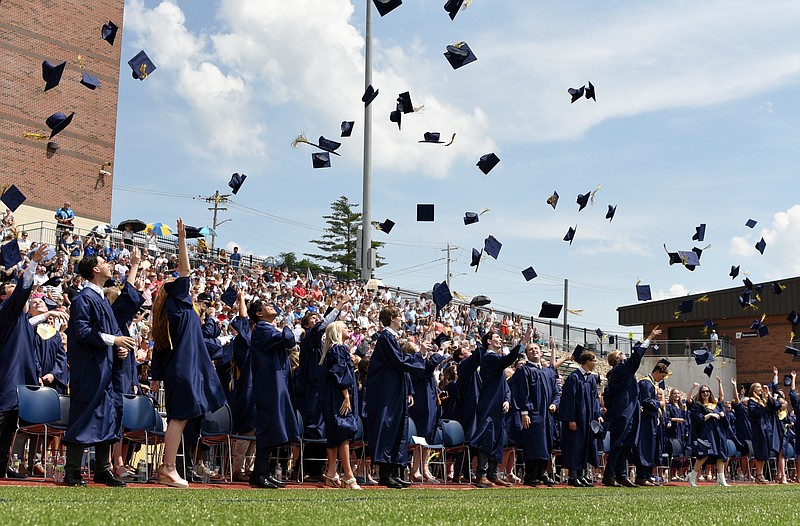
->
xmin=111 ymin=282 xmax=144 ymax=332
xmin=639 ymin=380 xmax=660 ymax=415
xmin=329 ymin=344 xmax=355 ymax=389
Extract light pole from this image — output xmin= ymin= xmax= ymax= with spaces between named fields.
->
xmin=359 ymin=0 xmax=373 ymax=281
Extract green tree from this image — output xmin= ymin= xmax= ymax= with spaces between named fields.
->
xmin=279 ymin=252 xmax=328 ymax=275
xmin=306 ymin=195 xmax=384 ymax=280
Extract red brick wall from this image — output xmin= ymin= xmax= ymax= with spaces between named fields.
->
xmin=0 ymin=0 xmax=124 ymax=222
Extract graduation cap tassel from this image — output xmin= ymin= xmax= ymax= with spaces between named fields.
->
xmin=138 ymin=63 xmax=149 ymax=80
xmin=463 ymin=0 xmax=473 ymax=8
xmin=566 ymin=309 xmax=583 ymax=315
xmin=696 ymin=295 xmax=709 ymax=303
xmin=22 ymin=132 xmax=48 ymax=141
xmin=479 ymin=208 xmax=490 ymax=215
xmin=76 ymin=55 xmax=84 ymax=69
xmin=444 ymin=133 xmax=456 ymax=147
xmin=589 ymin=184 xmax=602 ymax=205
xmin=291 ymin=132 xmax=313 ymax=149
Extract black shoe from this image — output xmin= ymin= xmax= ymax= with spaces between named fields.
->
xmin=266 ymin=475 xmax=286 ymax=488
xmin=249 ymin=475 xmax=278 ymax=489
xmin=524 ymin=478 xmax=542 ymax=487
xmin=6 ymin=469 xmax=27 ymax=480
xmin=568 ymin=478 xmax=586 ymax=487
xmin=378 ymin=477 xmax=403 ymax=489
xmin=93 ymin=469 xmax=127 ymax=487
xmin=539 ymin=476 xmax=556 ymax=487
xmin=618 ymin=478 xmax=638 ymax=488
xmin=64 ymin=471 xmax=87 ymax=486
xmin=394 ymin=476 xmax=412 ymax=488
xmin=579 ymin=477 xmax=595 ymax=487
xmin=601 ymin=477 xmax=621 ymax=487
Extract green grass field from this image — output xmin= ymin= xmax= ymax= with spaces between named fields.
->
xmin=0 ymin=485 xmax=795 ymax=525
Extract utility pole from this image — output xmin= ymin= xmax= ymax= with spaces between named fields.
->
xmin=202 ymin=190 xmax=230 ymax=253
xmin=443 ymin=243 xmax=452 ymax=287
xmin=359 ymin=0 xmax=373 ymax=281
xmin=562 ymin=278 xmax=569 ymax=348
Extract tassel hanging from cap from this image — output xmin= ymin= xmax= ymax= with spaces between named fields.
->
xmin=566 ymin=309 xmax=583 ymax=316
xmin=291 ymin=132 xmax=312 ymax=149
xmin=589 ymin=184 xmax=602 ymax=205
xmin=22 ymin=132 xmax=48 ymax=140
xmin=444 ymin=133 xmax=456 ymax=146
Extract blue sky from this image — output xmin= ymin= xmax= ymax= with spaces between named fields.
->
xmin=110 ymin=0 xmax=800 ymax=337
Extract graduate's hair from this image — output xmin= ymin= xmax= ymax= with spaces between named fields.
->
xmin=320 ymin=321 xmax=346 ymax=366
xmin=439 ymin=364 xmax=457 ymax=389
xmin=104 ymin=286 xmax=120 ymax=305
xmin=693 ymin=384 xmax=717 ymax=405
xmin=77 ymin=255 xmax=101 ymax=280
xmin=401 ymin=341 xmax=418 ymax=355
xmin=651 ymin=363 xmax=669 ymax=375
xmin=151 ymin=285 xmax=172 ymax=351
xmin=481 ymin=330 xmax=497 ymax=349
xmin=578 ymin=351 xmax=596 ymax=365
xmin=379 ymin=305 xmax=399 ymax=327
xmin=357 ymin=355 xmax=370 ymax=390
xmin=247 ymin=299 xmax=264 ymax=324
xmin=301 ymin=311 xmax=318 ymax=330
xmin=607 ymin=350 xmax=623 ymax=367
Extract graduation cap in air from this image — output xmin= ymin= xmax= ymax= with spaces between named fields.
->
xmin=1 ymin=240 xmax=22 ymax=268
xmin=376 ymin=219 xmax=395 ymax=234
xmin=80 ymin=71 xmax=101 ymax=90
xmin=432 ymin=281 xmax=453 ymax=310
xmin=483 ymin=235 xmax=501 ymax=259
xmin=316 ymin=136 xmax=341 ymax=154
xmin=444 ymin=0 xmax=465 ymax=20
xmin=595 ymin=328 xmax=604 ymax=339
xmin=420 ymin=132 xmax=446 ymax=144
xmin=463 ymin=212 xmax=479 ymax=225
xmin=1 ymin=185 xmax=26 ymax=212
xmin=476 ymin=153 xmax=500 ymax=175
xmin=568 ymin=86 xmax=585 ymax=103
xmin=373 ymin=0 xmax=402 ymax=17
xmin=128 ymin=50 xmax=156 ymax=80
xmin=228 ymin=173 xmax=247 ymax=195
xmin=546 ymin=191 xmax=559 ymax=209
xmin=785 ymin=346 xmax=800 ymax=357
xmin=563 ymin=226 xmax=576 ymax=245
xmin=417 ymin=204 xmax=435 ymax=222
xmin=45 ymin=112 xmax=75 ymax=138
xmin=703 ymin=319 xmax=714 ymax=331
xmin=771 ymin=281 xmax=786 ymax=295
xmin=42 ymin=276 xmax=62 ymax=287
xmin=576 ymin=192 xmax=590 ymax=211
xmin=572 ymin=344 xmax=586 ymax=362
xmin=743 ymin=277 xmax=754 ymax=290
xmin=101 ymin=20 xmax=118 ymax=45
xmin=606 ymin=205 xmax=617 ymax=221
xmin=609 ymin=335 xmax=616 ymax=345
xmin=692 ymin=224 xmax=706 ymax=242
xmin=470 ymin=295 xmax=491 ymax=307
xmin=220 ymin=286 xmax=237 ymax=307
xmin=739 ymin=289 xmax=756 ymax=309
xmin=788 ymin=311 xmax=799 ymax=325
xmin=693 ymin=348 xmax=714 ymax=365
xmin=665 ymin=246 xmax=700 ymax=270
xmin=729 ymin=265 xmax=740 ymax=279
xmin=585 ymin=81 xmax=596 ymax=101
xmin=755 ymin=237 xmax=766 ymax=255
xmin=470 ymin=248 xmax=482 ymax=272
xmin=522 ymin=266 xmax=537 ymax=282
xmin=636 ymin=284 xmax=652 ymax=301
xmin=539 ymin=301 xmax=563 ymax=319
xmin=745 ymin=219 xmax=757 ymax=228
xmin=783 ymin=374 xmax=793 ymax=387
xmin=341 ymin=121 xmax=355 ymax=137
xmin=42 ymin=60 xmax=66 ymax=91
xmin=677 ymin=299 xmax=694 ymax=315
xmin=362 ymin=85 xmax=379 ymax=107
xmin=183 ymin=225 xmax=204 ymax=239
xmin=389 ymin=108 xmax=402 ymax=129
xmin=444 ymin=42 xmax=477 ymax=70
xmin=703 ymin=364 xmax=714 ymax=377
xmin=312 ymin=152 xmax=331 ymax=169
xmin=396 ymin=92 xmax=414 ymax=114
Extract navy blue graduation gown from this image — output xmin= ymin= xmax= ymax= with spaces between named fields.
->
xmin=747 ymin=398 xmax=776 ymax=460
xmin=150 ymin=278 xmax=226 ymax=420
xmin=365 ymin=328 xmax=427 ymax=465
xmin=65 ymin=287 xmax=124 ymax=444
xmin=0 ymin=271 xmax=39 ymax=412
xmin=36 ymin=329 xmax=68 ymax=395
xmin=732 ymin=402 xmax=752 ymax=444
xmin=510 ymin=360 xmax=558 ymax=461
xmin=790 ymin=390 xmax=800 ymax=459
xmin=471 ymin=345 xmax=523 ymax=462
xmin=456 ymin=346 xmax=485 ymax=442
xmin=230 ymin=316 xmax=255 ymax=434
xmin=320 ymin=344 xmax=359 ymax=448
xmin=111 ymin=282 xmax=145 ymax=395
xmin=665 ymin=403 xmax=687 ymax=442
xmin=605 ymin=341 xmax=648 ymax=450
xmin=440 ymin=382 xmax=459 ymax=421
xmin=201 ymin=315 xmax=221 ymax=339
xmin=504 ymin=380 xmax=523 ymax=446
xmin=297 ymin=319 xmax=330 ymax=440
xmin=250 ymin=320 xmax=298 ymax=448
xmin=558 ymin=368 xmax=601 ymax=470
xmin=690 ymin=401 xmax=728 ymax=460
xmin=636 ymin=376 xmax=661 ymax=467
xmin=409 ymin=354 xmax=445 ymax=442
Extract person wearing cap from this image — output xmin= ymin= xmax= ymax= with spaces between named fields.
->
xmin=634 ymin=362 xmax=669 ymax=486
xmin=470 ymin=327 xmax=528 ymax=488
xmin=558 ymin=349 xmax=601 ymax=487
xmin=149 ymin=219 xmax=227 ymax=488
xmin=686 ymin=377 xmax=730 ymax=487
xmin=509 ymin=331 xmax=558 ymax=488
xmin=246 ymin=297 xmax=297 ymax=489
xmin=62 ymin=251 xmax=137 ymax=487
xmin=0 ymin=244 xmax=50 ymax=479
xmin=602 ymin=326 xmax=662 ymax=488
xmin=54 ymin=201 xmax=74 ymax=235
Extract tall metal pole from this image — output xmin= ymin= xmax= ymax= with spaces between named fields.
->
xmin=445 ymin=243 xmax=451 ymax=287
xmin=562 ymin=278 xmax=569 ymax=347
xmin=359 ymin=1 xmax=373 ymax=281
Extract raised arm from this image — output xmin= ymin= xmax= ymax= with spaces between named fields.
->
xmin=176 ymin=218 xmax=190 ymax=278
xmin=237 ymin=289 xmax=247 ymax=318
xmin=686 ymin=382 xmax=699 ymax=405
xmin=731 ymin=377 xmax=740 ymax=404
xmin=716 ymin=376 xmax=724 ymax=403
xmin=127 ymin=246 xmax=141 ymax=286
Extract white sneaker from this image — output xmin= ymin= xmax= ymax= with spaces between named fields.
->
xmin=688 ymin=471 xmax=697 ymax=487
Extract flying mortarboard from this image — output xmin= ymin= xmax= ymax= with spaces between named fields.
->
xmin=636 ymin=284 xmax=652 ymax=301
xmin=1 ymin=185 xmax=26 ymax=212
xmin=522 ymin=266 xmax=537 ymax=282
xmin=693 ymin=348 xmax=714 ymax=365
xmin=563 ymin=226 xmax=576 ymax=245
xmin=128 ymin=50 xmax=156 ymax=80
xmin=739 ymin=289 xmax=756 ymax=309
xmin=483 ymin=235 xmax=501 ymax=259
xmin=42 ymin=276 xmax=62 ymax=287
xmin=692 ymin=224 xmax=706 ymax=242
xmin=743 ymin=277 xmax=754 ymax=290
xmin=788 ymin=311 xmax=800 ymax=325
xmin=396 ymin=91 xmax=414 ymax=114
xmin=362 ymin=85 xmax=379 ymax=107
xmin=420 ymin=132 xmax=449 ymax=144
xmin=80 ymin=71 xmax=101 ymax=90
xmin=42 ymin=60 xmax=66 ymax=91
xmin=595 ymin=328 xmax=604 ymax=339
xmin=417 ymin=204 xmax=435 ymax=222
xmin=606 ymin=205 xmax=617 ymax=221
xmin=538 ymin=301 xmax=563 ymax=319
xmin=317 ymin=136 xmax=341 ymax=154
xmin=745 ymin=219 xmax=757 ymax=228
xmin=101 ymin=20 xmax=118 ymax=45
xmin=785 ymin=346 xmax=800 ymax=357
xmin=432 ymin=281 xmax=453 ymax=310
xmin=677 ymin=299 xmax=694 ymax=315
xmin=771 ymin=281 xmax=786 ymax=295
xmin=228 ymin=173 xmax=246 ymax=195
xmin=476 ymin=153 xmax=500 ymax=175
xmin=183 ymin=225 xmax=204 ymax=239
xmin=376 ymin=219 xmax=395 ymax=234
xmin=312 ymin=152 xmax=331 ymax=169
xmin=444 ymin=0 xmax=465 ymax=20
xmin=757 ymin=324 xmax=769 ymax=337
xmin=576 ymin=192 xmax=590 ymax=211
xmin=755 ymin=237 xmax=766 ymax=255
xmin=220 ymin=286 xmax=237 ymax=307
xmin=444 ymin=42 xmax=477 ymax=70
xmin=703 ymin=364 xmax=714 ymax=377
xmin=45 ymin=111 xmax=75 ymax=138
xmin=463 ymin=212 xmax=479 ymax=225
xmin=783 ymin=374 xmax=793 ymax=387
xmin=341 ymin=121 xmax=355 ymax=137
xmin=0 ymin=240 xmax=22 ymax=268
xmin=729 ymin=265 xmax=740 ymax=279
xmin=609 ymin=335 xmax=616 ymax=345
xmin=389 ymin=108 xmax=402 ymax=129
xmin=470 ymin=248 xmax=482 ymax=272
xmin=568 ymin=86 xmax=585 ymax=103
xmin=546 ymin=191 xmax=559 ymax=209
xmin=373 ymin=0 xmax=402 ymax=17
xmin=585 ymin=81 xmax=596 ymax=101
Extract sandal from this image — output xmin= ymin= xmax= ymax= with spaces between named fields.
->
xmin=157 ymin=463 xmax=189 ymax=488
xmin=321 ymin=473 xmax=340 ymax=488
xmin=341 ymin=477 xmax=362 ymax=490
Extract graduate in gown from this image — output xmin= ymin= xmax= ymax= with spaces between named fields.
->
xmin=602 ymin=326 xmax=661 ymax=487
xmin=408 ymin=339 xmax=446 ymax=483
xmin=318 ymin=321 xmax=361 ymax=489
xmin=687 ymin=378 xmax=730 ymax=487
xmin=634 ymin=362 xmax=669 ymax=486
xmin=64 ymin=253 xmax=137 ymax=487
xmin=746 ymin=382 xmax=776 ymax=484
xmin=150 ymin=219 xmax=226 ymax=488
xmin=558 ymin=350 xmax=601 ymax=487
xmin=454 ymin=342 xmax=484 ymax=481
xmin=29 ymin=297 xmax=69 ymax=394
xmin=229 ymin=290 xmax=256 ymax=480
xmin=788 ymin=372 xmax=800 ymax=483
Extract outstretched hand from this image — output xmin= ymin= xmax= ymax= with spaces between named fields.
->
xmin=648 ymin=326 xmax=662 ymax=340
xmin=176 ymin=218 xmax=186 ymax=239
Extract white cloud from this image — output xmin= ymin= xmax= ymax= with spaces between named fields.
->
xmin=652 ymin=283 xmax=691 ymax=301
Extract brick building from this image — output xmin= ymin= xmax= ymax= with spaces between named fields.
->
xmin=0 ymin=0 xmax=125 ymax=227
xmin=618 ymin=276 xmax=800 ymax=386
